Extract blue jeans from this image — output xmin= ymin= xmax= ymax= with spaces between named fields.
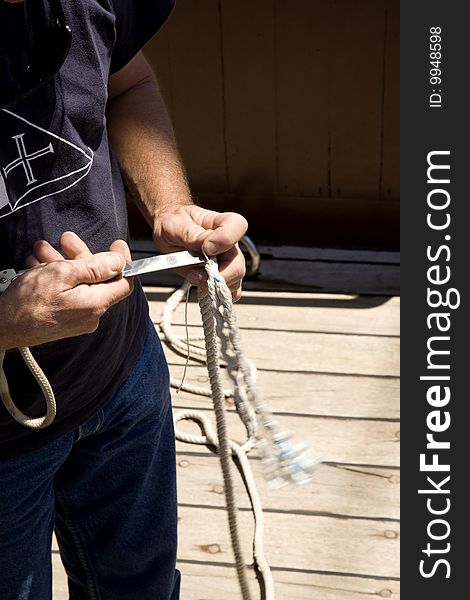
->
xmin=0 ymin=322 xmax=180 ymax=600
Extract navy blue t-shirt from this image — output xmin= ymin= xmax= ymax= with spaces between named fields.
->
xmin=0 ymin=0 xmax=175 ymax=459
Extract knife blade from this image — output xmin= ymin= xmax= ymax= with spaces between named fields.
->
xmin=122 ymin=250 xmax=205 ymax=278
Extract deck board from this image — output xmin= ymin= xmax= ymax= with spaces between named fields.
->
xmin=163 ymin=326 xmax=399 ymax=376
xmin=52 ymin=281 xmax=400 ymax=598
xmin=169 ymin=365 xmax=400 ymax=419
xmin=147 ymin=288 xmax=400 ymax=336
xmin=176 ymin=456 xmax=399 ymax=520
xmin=178 ymin=564 xmax=400 ymax=600
xmin=175 ymin=413 xmax=399 ymax=467
xmin=177 ymin=506 xmax=399 ymax=578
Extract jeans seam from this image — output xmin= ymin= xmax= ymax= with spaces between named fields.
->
xmin=54 ymin=484 xmax=102 ymax=600
xmin=75 ymin=425 xmax=84 ymax=443
xmin=94 ymin=409 xmax=104 ymax=434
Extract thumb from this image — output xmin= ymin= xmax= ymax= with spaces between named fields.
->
xmin=65 ymin=252 xmax=125 ymax=286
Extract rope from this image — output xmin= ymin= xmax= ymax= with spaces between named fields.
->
xmin=0 ymin=347 xmax=56 ymax=429
xmin=171 ymin=258 xmax=277 ymax=600
xmin=164 ymin=259 xmax=322 ymax=598
xmin=164 ymin=280 xmax=321 ymax=490
xmin=174 ymin=409 xmax=273 ymax=599
xmin=199 ymin=282 xmax=254 ymax=600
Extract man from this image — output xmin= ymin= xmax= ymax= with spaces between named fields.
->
xmin=0 ymin=1 xmax=247 ymax=598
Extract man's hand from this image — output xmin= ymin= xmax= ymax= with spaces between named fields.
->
xmin=0 ymin=232 xmax=132 ymax=351
xmin=153 ymin=205 xmax=248 ymax=301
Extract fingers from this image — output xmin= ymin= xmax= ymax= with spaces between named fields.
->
xmin=155 ymin=206 xmax=248 ymax=302
xmin=26 ymin=231 xmax=92 ymax=267
xmin=183 ymin=245 xmax=246 ymax=302
xmin=109 ymin=239 xmax=132 ymax=262
xmin=60 ymin=231 xmax=93 ymax=259
xmin=61 ymin=249 xmax=132 ymax=315
xmin=168 ymin=206 xmax=248 ymax=256
xmin=26 ymin=240 xmax=62 ymax=267
xmin=200 ymin=213 xmax=248 ymax=257
xmin=216 ymin=245 xmax=246 ymax=302
xmin=108 ymin=238 xmax=134 ymax=294
xmin=156 ymin=206 xmax=211 ymax=253
xmin=69 ymin=241 xmax=133 ymax=307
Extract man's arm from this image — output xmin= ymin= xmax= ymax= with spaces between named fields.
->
xmin=106 ymin=52 xmax=247 ymax=300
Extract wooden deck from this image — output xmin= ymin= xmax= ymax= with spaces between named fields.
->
xmin=52 ymin=250 xmax=400 ymax=599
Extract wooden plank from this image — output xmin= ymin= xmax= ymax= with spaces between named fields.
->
xmin=221 ymin=0 xmax=277 ymax=194
xmin=381 ymin=0 xmax=400 ymax=200
xmin=176 ymin=455 xmax=399 ymax=519
xmin=329 ymin=0 xmax=386 ymax=198
xmin=177 ymin=506 xmax=399 ymax=578
xmin=52 ymin=547 xmax=400 ymax=599
xmin=276 ymin=0 xmax=329 ymax=196
xmin=178 ymin=563 xmax=400 ymax=600
xmin=147 ymin=288 xmax=400 ymax=336
xmin=52 ymin=550 xmax=67 ymax=599
xmin=175 ymin=411 xmax=400 ymax=467
xmin=167 ymin=364 xmax=399 ymax=419
xmin=165 ymin=0 xmax=227 ymax=192
xmin=163 ymin=326 xmax=399 ymax=377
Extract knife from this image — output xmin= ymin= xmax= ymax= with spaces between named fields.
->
xmin=122 ymin=250 xmax=205 ymax=277
xmin=0 ymin=251 xmax=206 ymax=294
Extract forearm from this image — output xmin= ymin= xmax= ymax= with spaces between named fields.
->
xmin=105 ymin=54 xmax=247 ymax=300
xmin=106 ymin=63 xmax=192 ymax=232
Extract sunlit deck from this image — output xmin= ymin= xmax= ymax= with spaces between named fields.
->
xmin=53 ymin=248 xmax=400 ymax=599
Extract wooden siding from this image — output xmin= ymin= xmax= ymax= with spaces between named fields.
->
xmin=140 ymin=0 xmax=400 ymax=248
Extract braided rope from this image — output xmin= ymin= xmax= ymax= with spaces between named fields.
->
xmin=165 ymin=259 xmax=321 ymax=598
xmin=171 ymin=259 xmax=276 ymax=600
xmin=198 ymin=284 xmax=254 ymax=600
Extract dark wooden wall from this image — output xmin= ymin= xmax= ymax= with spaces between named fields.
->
xmin=136 ymin=0 xmax=399 ymax=249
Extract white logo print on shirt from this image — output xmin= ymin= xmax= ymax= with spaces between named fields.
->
xmin=0 ymin=109 xmax=94 ymax=219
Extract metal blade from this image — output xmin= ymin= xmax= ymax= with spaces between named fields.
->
xmin=123 ymin=250 xmax=204 ymax=278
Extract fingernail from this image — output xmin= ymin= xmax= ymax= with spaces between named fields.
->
xmin=203 ymin=241 xmax=218 ymax=256
xmin=106 ymin=253 xmax=123 ymax=273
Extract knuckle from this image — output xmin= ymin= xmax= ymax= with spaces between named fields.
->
xmin=48 ymin=260 xmax=68 ymax=277
xmin=91 ymin=302 xmax=106 ymax=320
xmin=86 ymin=259 xmax=103 ymax=282
xmin=82 ymin=319 xmax=99 ymax=334
xmin=81 ymin=304 xmax=104 ymax=333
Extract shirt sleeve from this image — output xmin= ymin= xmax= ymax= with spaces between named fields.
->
xmin=110 ymin=0 xmax=175 ymax=73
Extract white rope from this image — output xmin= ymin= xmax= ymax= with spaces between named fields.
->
xmin=0 ymin=347 xmax=56 ymax=429
xmin=168 ymin=259 xmax=276 ymax=600
xmin=197 ymin=290 xmax=254 ymax=600
xmin=174 ymin=409 xmax=273 ymax=599
xmin=163 ymin=276 xmax=322 ymax=490
xmin=163 ymin=260 xmax=322 ymax=599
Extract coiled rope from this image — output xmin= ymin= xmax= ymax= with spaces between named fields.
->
xmin=0 ymin=347 xmax=56 ymax=429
